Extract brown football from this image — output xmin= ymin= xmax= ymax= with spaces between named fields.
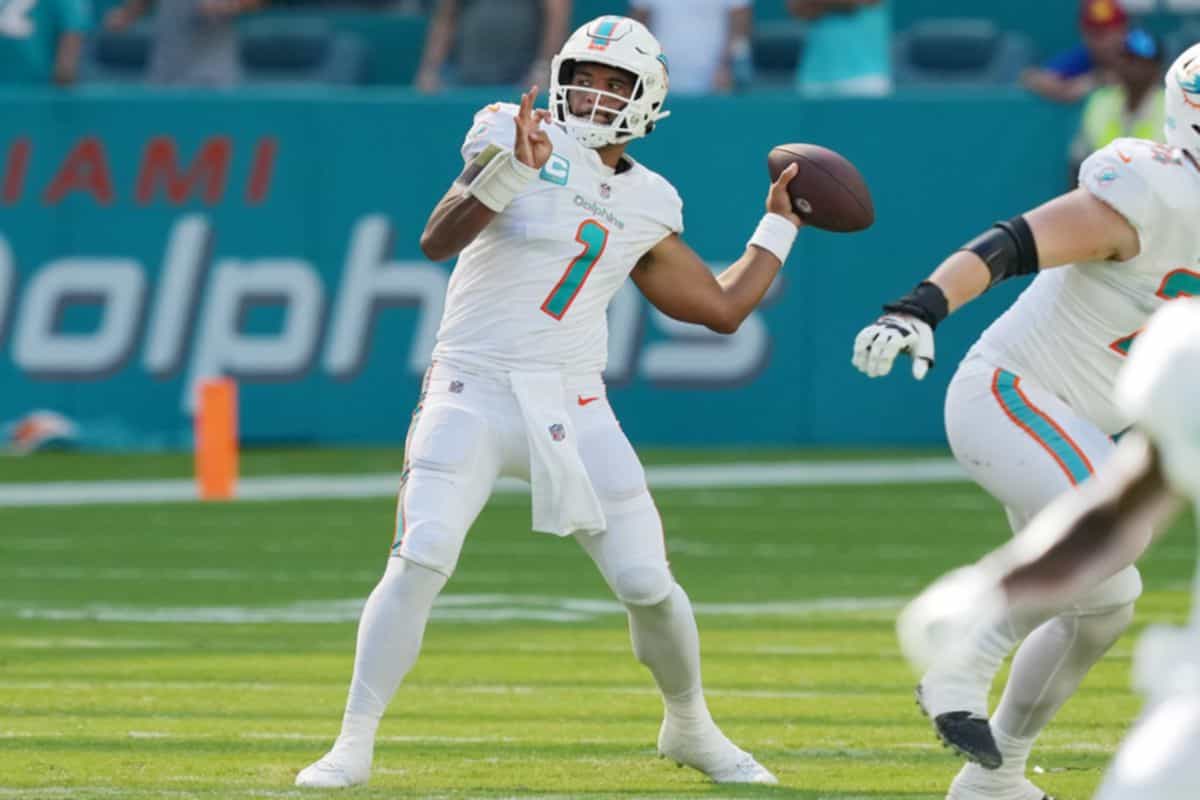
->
xmin=767 ymin=143 xmax=874 ymax=233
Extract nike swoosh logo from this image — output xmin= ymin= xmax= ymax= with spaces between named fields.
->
xmin=577 ymin=395 xmax=600 ymax=406
xmin=635 ymin=46 xmax=650 ymax=55
xmin=1117 ymin=149 xmax=1132 ymax=163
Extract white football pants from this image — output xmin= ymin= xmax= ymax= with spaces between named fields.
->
xmin=945 ymin=354 xmax=1143 ymax=612
xmin=392 ymin=361 xmax=673 ymax=603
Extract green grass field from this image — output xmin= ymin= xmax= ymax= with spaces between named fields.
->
xmin=1 ymin=449 xmax=1194 ymax=799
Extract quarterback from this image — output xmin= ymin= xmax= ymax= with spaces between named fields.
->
xmin=296 ymin=15 xmax=802 ymax=789
xmin=896 ymin=299 xmax=1200 ymax=800
xmin=853 ymin=43 xmax=1200 ymax=800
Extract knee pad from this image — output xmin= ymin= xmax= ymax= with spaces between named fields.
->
xmin=611 ymin=564 xmax=674 ymax=607
xmin=1073 ymin=564 xmax=1143 ymax=615
xmin=396 ymin=515 xmax=465 ymax=578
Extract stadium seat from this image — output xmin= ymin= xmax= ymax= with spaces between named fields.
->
xmin=239 ymin=18 xmax=369 ymax=85
xmin=893 ymin=18 xmax=1033 ymax=88
xmin=751 ymin=20 xmax=806 ymax=86
xmin=81 ymin=23 xmax=151 ymax=83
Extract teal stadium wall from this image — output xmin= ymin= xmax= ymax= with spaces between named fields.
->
xmin=0 ymin=88 xmax=1087 ymax=448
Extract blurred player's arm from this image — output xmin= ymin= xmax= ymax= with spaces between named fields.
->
xmin=854 ymin=187 xmax=1140 ymax=378
xmin=632 ymin=164 xmax=801 ymax=334
xmin=993 ymin=432 xmax=1181 ymax=610
xmin=898 ymin=432 xmax=1184 ymax=671
xmin=420 ymin=89 xmax=552 ymax=262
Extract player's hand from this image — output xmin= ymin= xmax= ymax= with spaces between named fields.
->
xmin=765 ymin=162 xmax=803 ymax=228
xmin=852 ymin=314 xmax=935 ymax=379
xmin=896 ymin=565 xmax=1006 ymax=674
xmin=513 ymin=85 xmax=553 ymax=171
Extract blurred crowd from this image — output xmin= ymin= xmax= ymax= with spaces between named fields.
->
xmin=0 ymin=0 xmax=1190 ymax=162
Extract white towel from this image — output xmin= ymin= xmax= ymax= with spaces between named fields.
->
xmin=509 ymin=371 xmax=606 ymax=537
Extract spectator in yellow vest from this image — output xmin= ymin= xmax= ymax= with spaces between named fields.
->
xmin=1070 ymin=29 xmax=1164 ymax=179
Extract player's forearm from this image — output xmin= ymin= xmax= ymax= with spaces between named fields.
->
xmin=927 ymin=251 xmax=991 ymax=314
xmin=712 ymin=246 xmax=784 ymax=332
xmin=419 ymin=191 xmax=497 ymax=262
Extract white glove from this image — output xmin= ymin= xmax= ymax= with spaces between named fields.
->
xmin=852 ymin=314 xmax=935 ymax=380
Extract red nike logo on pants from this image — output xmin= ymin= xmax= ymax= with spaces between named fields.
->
xmin=577 ymin=395 xmax=600 ymax=406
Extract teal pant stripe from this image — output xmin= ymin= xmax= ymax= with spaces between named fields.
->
xmin=994 ymin=370 xmax=1093 ymax=485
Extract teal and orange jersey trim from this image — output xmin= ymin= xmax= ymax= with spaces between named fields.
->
xmin=991 ymin=369 xmax=1095 ymax=486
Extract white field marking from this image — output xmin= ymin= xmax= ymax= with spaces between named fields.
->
xmin=0 ymin=566 xmax=382 ymax=584
xmin=0 ymin=458 xmax=966 ymax=507
xmin=7 ymin=638 xmax=170 ymax=649
xmin=0 ymin=680 xmax=864 ymax=700
xmin=8 ymin=594 xmax=903 ymax=625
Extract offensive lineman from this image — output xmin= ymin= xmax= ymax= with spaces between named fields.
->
xmin=896 ymin=299 xmax=1200 ymax=800
xmin=296 ymin=15 xmax=802 ymax=788
xmin=852 ymin=42 xmax=1200 ymax=800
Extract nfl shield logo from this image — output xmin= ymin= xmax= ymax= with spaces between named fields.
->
xmin=449 ymin=380 xmax=464 ymax=394
xmin=599 ymin=182 xmax=611 ymax=199
xmin=548 ymin=423 xmax=566 ymax=442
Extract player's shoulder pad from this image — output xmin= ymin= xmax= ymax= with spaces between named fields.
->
xmin=634 ymin=165 xmax=684 ymax=233
xmin=473 ymin=102 xmax=520 ymax=123
xmin=461 ymin=102 xmax=520 ymax=160
xmin=1082 ymin=138 xmax=1199 ymax=213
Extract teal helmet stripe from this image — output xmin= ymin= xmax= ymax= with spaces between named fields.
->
xmin=592 ymin=18 xmax=618 ymax=41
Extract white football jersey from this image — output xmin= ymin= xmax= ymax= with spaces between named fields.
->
xmin=1116 ymin=299 xmax=1200 ymax=503
xmin=432 ymin=103 xmax=683 ymax=375
xmin=972 ymin=138 xmax=1200 ymax=435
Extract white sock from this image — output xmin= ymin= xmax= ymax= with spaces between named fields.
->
xmin=993 ymin=605 xmax=1134 ymax=738
xmin=627 ymin=583 xmax=713 ymax=728
xmin=335 ymin=558 xmax=448 ymax=747
xmin=949 ymin=728 xmax=1043 ymax=799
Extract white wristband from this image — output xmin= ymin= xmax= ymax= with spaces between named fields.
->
xmin=748 ymin=212 xmax=799 ymax=264
xmin=464 ymin=145 xmax=539 ymax=212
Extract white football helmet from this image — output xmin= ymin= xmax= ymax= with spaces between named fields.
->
xmin=549 ymin=15 xmax=670 ymax=149
xmin=1164 ymin=42 xmax=1200 ymax=154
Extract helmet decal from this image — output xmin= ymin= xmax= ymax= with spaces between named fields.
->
xmin=587 ymin=17 xmax=625 ymax=52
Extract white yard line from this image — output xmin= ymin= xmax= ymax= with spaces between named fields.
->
xmin=6 ymin=594 xmax=902 ymax=625
xmin=0 ymin=681 xmax=864 ymax=700
xmin=0 ymin=458 xmax=966 ymax=507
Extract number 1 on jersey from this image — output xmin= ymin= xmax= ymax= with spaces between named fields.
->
xmin=541 ymin=219 xmax=609 ymax=320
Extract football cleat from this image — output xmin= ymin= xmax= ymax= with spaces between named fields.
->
xmin=916 ymin=683 xmax=1002 ymax=770
xmin=657 ymin=716 xmax=778 ymax=784
xmin=295 ymin=748 xmax=371 ymax=789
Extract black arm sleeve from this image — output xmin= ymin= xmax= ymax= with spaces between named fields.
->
xmin=959 ymin=215 xmax=1040 ymax=288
